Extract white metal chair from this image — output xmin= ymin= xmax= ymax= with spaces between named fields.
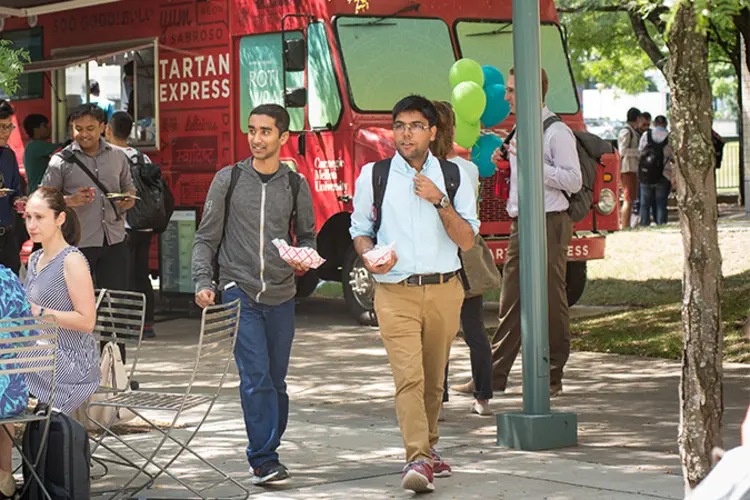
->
xmin=87 ymin=299 xmax=248 ymax=499
xmin=81 ymin=289 xmax=147 ymax=478
xmin=0 ymin=315 xmax=58 ymax=500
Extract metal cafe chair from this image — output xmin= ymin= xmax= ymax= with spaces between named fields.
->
xmin=87 ymin=299 xmax=249 ymax=499
xmin=80 ymin=289 xmax=147 ymax=478
xmin=0 ymin=315 xmax=58 ymax=500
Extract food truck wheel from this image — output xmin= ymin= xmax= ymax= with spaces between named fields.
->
xmin=566 ymin=261 xmax=587 ymax=307
xmin=342 ymin=247 xmax=378 ymax=326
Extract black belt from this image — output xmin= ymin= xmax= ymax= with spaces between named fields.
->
xmin=401 ymin=271 xmax=457 ymax=287
xmin=510 ymin=211 xmax=567 ymax=221
xmin=0 ymin=226 xmax=11 ymax=236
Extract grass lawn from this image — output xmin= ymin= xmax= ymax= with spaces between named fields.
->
xmin=312 ymin=220 xmax=750 ymax=362
xmin=571 ymin=223 xmax=750 ymax=363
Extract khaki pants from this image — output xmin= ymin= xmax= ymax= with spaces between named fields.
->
xmin=374 ymin=277 xmax=464 ymax=463
xmin=491 ymin=212 xmax=574 ymax=389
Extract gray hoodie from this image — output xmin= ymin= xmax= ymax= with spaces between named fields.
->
xmin=192 ymin=158 xmax=316 ymax=305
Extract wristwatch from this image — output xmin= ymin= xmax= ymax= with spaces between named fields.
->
xmin=434 ymin=195 xmax=450 ymax=210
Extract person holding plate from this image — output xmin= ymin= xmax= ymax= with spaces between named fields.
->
xmin=0 ymin=100 xmax=24 ymax=275
xmin=42 ymin=104 xmax=135 ymax=306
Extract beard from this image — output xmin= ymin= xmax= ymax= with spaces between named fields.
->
xmin=396 ymin=143 xmax=428 ymax=163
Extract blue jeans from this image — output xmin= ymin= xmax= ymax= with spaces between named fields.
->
xmin=639 ymin=178 xmax=671 ymax=226
xmin=223 ymin=287 xmax=295 ymax=469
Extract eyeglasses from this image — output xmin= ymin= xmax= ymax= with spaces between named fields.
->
xmin=0 ymin=124 xmax=15 ymax=133
xmin=393 ymin=122 xmax=430 ymax=134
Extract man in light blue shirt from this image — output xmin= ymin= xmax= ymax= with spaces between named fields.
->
xmin=349 ymin=95 xmax=478 ymax=494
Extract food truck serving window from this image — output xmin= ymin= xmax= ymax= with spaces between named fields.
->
xmin=0 ymin=27 xmax=44 ymax=101
xmin=334 ymin=17 xmax=455 ymax=113
xmin=454 ymin=21 xmax=580 ymax=115
xmin=27 ymin=40 xmax=159 ymax=148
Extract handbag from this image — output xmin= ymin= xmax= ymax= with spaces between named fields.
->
xmin=72 ymin=291 xmax=137 ymax=431
xmin=72 ymin=340 xmax=136 ymax=431
xmin=460 ymin=234 xmax=502 ymax=298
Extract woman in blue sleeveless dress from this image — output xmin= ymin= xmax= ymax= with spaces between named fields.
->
xmin=0 ymin=265 xmax=33 ymax=497
xmin=23 ymin=187 xmax=99 ymax=416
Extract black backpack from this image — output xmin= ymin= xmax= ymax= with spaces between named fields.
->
xmin=22 ymin=409 xmax=91 ymax=500
xmin=638 ymin=130 xmax=668 ymax=185
xmin=211 ymin=165 xmax=301 ymax=285
xmin=126 ymin=152 xmax=175 ymax=233
xmin=542 ymin=116 xmax=614 ymax=223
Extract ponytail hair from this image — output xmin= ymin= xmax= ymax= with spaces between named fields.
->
xmin=430 ymin=100 xmax=456 ymax=160
xmin=30 ymin=187 xmax=82 ymax=246
xmin=62 ymin=206 xmax=81 ymax=246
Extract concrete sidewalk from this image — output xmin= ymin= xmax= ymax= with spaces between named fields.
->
xmin=85 ymin=296 xmax=749 ymax=499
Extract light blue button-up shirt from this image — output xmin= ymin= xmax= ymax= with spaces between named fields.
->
xmin=349 ymin=151 xmax=480 ymax=283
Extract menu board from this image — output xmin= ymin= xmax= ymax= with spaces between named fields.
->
xmin=159 ymin=209 xmax=197 ymax=295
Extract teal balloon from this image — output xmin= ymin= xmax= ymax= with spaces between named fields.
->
xmin=454 ymin=115 xmax=480 ymax=149
xmin=481 ymin=83 xmax=511 ymax=127
xmin=451 ymin=81 xmax=487 ymax=124
xmin=449 ymin=58 xmax=484 ymax=88
xmin=482 ymin=66 xmax=505 ymax=88
xmin=472 ymin=134 xmax=503 ymax=178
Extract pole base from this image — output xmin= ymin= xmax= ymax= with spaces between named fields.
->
xmin=496 ymin=412 xmax=578 ymax=451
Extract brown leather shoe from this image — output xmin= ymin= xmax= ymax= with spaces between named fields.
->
xmin=450 ymin=380 xmax=475 ymax=394
xmin=550 ymin=382 xmax=563 ymax=397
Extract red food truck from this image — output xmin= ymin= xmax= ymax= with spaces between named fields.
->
xmin=0 ymin=0 xmax=620 ymax=323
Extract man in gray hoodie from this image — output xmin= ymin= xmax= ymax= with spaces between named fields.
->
xmin=192 ymin=104 xmax=316 ymax=485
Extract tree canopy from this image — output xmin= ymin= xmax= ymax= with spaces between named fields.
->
xmin=558 ymin=0 xmax=744 ymax=117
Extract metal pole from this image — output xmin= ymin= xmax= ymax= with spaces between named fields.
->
xmin=512 ymin=0 xmax=550 ymax=416
xmin=496 ymin=0 xmax=577 ymax=451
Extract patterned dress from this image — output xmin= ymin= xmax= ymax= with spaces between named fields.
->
xmin=24 ymin=247 xmax=100 ymax=415
xmin=0 ymin=266 xmax=31 ymax=418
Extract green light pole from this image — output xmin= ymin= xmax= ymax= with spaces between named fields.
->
xmin=496 ymin=0 xmax=578 ymax=451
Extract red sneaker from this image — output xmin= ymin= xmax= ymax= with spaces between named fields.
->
xmin=401 ymin=459 xmax=435 ymax=492
xmin=431 ymin=449 xmax=452 ymax=477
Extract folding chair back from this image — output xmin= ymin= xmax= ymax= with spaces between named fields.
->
xmin=0 ymin=315 xmax=58 ymax=399
xmin=93 ymin=289 xmax=146 ymax=386
xmin=186 ymin=299 xmax=241 ymax=397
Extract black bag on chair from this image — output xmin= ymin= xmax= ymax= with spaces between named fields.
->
xmin=22 ymin=408 xmax=91 ymax=500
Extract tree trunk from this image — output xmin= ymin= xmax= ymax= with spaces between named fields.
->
xmin=667 ymin=2 xmax=724 ymax=490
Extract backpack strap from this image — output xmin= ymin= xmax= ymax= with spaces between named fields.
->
xmin=543 ymin=115 xmax=562 ymax=131
xmin=212 ymin=165 xmax=241 ymax=284
xmin=288 ymin=170 xmax=301 ymax=237
xmin=371 ymin=159 xmax=391 ymax=238
xmin=437 ymin=159 xmax=471 ymax=292
xmin=438 ymin=159 xmax=461 ymax=206
xmin=57 ymin=149 xmax=122 ymax=221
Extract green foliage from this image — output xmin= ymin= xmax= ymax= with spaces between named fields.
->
xmin=560 ymin=0 xmax=747 ymax=119
xmin=559 ymin=6 xmax=659 ymax=93
xmin=0 ymin=40 xmax=30 ymax=96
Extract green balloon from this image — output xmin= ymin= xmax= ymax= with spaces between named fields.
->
xmin=451 ymin=81 xmax=487 ymax=124
xmin=449 ymin=59 xmax=485 ymax=88
xmin=454 ymin=115 xmax=480 ymax=149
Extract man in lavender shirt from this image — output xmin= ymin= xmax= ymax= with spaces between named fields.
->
xmin=489 ymin=68 xmax=582 ymax=396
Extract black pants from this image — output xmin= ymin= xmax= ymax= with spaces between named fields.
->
xmin=127 ymin=230 xmax=155 ymax=325
xmin=0 ymin=227 xmax=20 ymax=275
xmin=443 ymin=296 xmax=493 ymax=402
xmin=81 ymin=239 xmax=129 ymax=361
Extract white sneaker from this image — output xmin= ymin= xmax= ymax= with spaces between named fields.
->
xmin=470 ymin=400 xmax=493 ymax=416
